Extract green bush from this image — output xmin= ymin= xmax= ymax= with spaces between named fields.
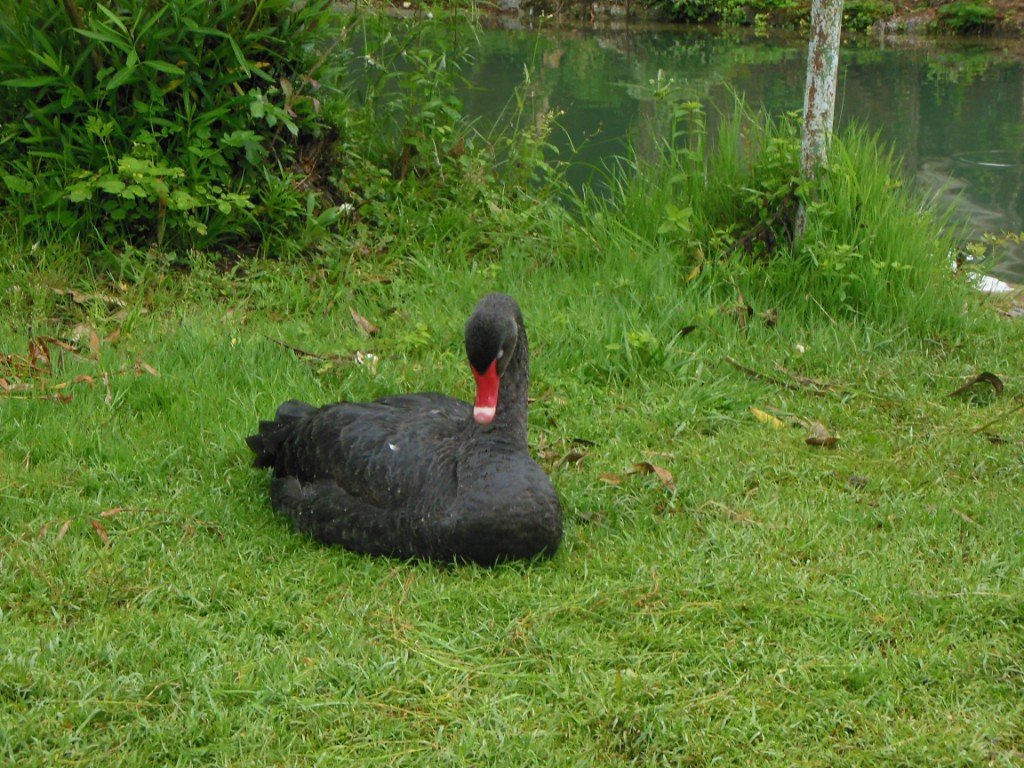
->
xmin=573 ymin=91 xmax=967 ymax=332
xmin=842 ymin=0 xmax=895 ymax=32
xmin=0 ymin=0 xmax=338 ymax=255
xmin=935 ymin=1 xmax=999 ymax=33
xmin=664 ymin=0 xmax=748 ymax=24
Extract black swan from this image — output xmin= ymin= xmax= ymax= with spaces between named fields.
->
xmin=246 ymin=293 xmax=563 ymax=564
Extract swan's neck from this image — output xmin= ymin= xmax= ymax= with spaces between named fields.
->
xmin=489 ymin=325 xmax=530 ymax=447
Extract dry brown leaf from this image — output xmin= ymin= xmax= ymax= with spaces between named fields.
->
xmin=136 ymin=362 xmax=159 ymax=377
xmin=28 ymin=338 xmax=50 ymax=369
xmin=557 ymin=450 xmax=587 ymax=467
xmin=750 ymin=407 xmax=787 ymax=429
xmin=806 ymin=421 xmax=839 ymax=448
xmin=55 ymin=519 xmax=72 ymax=541
xmin=350 ymin=307 xmax=380 ymax=336
xmin=599 ymin=473 xmax=623 ymax=485
xmin=91 ymin=518 xmax=110 ymax=545
xmin=630 ymin=461 xmax=675 ymax=490
xmin=71 ymin=323 xmax=101 ymax=359
xmin=50 ymin=286 xmax=126 ymax=307
xmin=100 ymin=507 xmax=124 ymax=518
xmin=948 ymin=371 xmax=1004 ymax=398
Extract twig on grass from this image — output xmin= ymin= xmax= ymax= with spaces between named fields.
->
xmin=725 ymin=356 xmax=839 ymax=395
xmin=969 ymin=395 xmax=1024 ymax=435
xmin=266 ymin=336 xmax=354 ymax=366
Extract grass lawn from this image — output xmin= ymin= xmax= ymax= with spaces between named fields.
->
xmin=2 ymin=237 xmax=1023 ymax=766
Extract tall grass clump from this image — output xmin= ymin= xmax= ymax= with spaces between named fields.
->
xmin=578 ymin=92 xmax=969 ymax=334
xmin=0 ymin=0 xmax=339 ymax=256
xmin=333 ymin=13 xmax=570 ymax=267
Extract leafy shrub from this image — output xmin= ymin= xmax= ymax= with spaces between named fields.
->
xmin=662 ymin=0 xmax=748 ymax=24
xmin=842 ymin=0 xmax=895 ymax=32
xmin=0 ymin=0 xmax=338 ymax=255
xmin=577 ymin=88 xmax=966 ymax=332
xmin=935 ymin=1 xmax=999 ymax=33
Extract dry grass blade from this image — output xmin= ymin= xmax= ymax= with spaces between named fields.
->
xmin=266 ymin=336 xmax=353 ymax=366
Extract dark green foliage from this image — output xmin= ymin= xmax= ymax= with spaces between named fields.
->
xmin=0 ymin=0 xmax=337 ymax=254
xmin=935 ymin=0 xmax=1000 ymax=33
xmin=663 ymin=0 xmax=749 ymax=24
xmin=842 ymin=0 xmax=895 ymax=31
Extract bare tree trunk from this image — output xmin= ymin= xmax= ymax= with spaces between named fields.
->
xmin=795 ymin=0 xmax=844 ymax=238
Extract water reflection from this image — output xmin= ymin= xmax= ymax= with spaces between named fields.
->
xmin=460 ymin=24 xmax=1024 ymax=282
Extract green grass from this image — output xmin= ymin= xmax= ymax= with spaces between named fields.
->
xmin=3 ymin=218 xmax=1024 ymax=765
xmin=1 ymin=93 xmax=1022 ymax=766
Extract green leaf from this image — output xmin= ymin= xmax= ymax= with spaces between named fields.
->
xmin=75 ymin=27 xmax=133 ymax=55
xmin=95 ymin=3 xmax=130 ymax=35
xmin=67 ymin=182 xmax=94 ymax=203
xmin=2 ymin=76 xmax=61 ymax=88
xmin=2 ymin=175 xmax=34 ymax=194
xmin=143 ymin=60 xmax=185 ymax=76
xmin=105 ymin=65 xmax=139 ymax=91
xmin=97 ymin=178 xmax=126 ymax=195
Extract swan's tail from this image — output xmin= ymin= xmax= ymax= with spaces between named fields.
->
xmin=246 ymin=400 xmax=317 ymax=468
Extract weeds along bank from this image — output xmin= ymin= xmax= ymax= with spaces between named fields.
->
xmin=0 ymin=2 xmax=979 ymax=332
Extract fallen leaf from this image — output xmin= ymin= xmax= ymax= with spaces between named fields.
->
xmin=750 ymin=407 xmax=786 ymax=429
xmin=350 ymin=307 xmax=380 ymax=336
xmin=50 ymin=286 xmax=126 ymax=307
xmin=91 ymin=518 xmax=110 ymax=545
xmin=28 ymin=338 xmax=50 ymax=370
xmin=557 ymin=450 xmax=587 ymax=467
xmin=630 ymin=461 xmax=675 ymax=490
xmin=135 ymin=362 xmax=159 ymax=377
xmin=55 ymin=519 xmax=72 ymax=541
xmin=599 ymin=473 xmax=623 ymax=485
xmin=71 ymin=323 xmax=101 ymax=359
xmin=806 ymin=421 xmax=839 ymax=448
xmin=948 ymin=371 xmax=1004 ymax=398
xmin=100 ymin=507 xmax=124 ymax=518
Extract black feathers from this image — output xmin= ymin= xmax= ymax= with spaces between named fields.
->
xmin=246 ymin=293 xmax=563 ymax=565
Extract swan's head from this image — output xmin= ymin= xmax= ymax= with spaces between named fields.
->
xmin=465 ymin=293 xmax=523 ymax=425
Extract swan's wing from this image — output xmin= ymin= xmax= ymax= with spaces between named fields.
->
xmin=268 ymin=393 xmax=469 ymax=510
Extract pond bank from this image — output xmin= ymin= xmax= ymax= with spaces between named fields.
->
xmin=465 ymin=0 xmax=1024 ymax=35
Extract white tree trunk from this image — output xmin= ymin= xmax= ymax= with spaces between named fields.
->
xmin=795 ymin=0 xmax=844 ymax=237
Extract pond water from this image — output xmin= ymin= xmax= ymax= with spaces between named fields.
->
xmin=457 ymin=23 xmax=1024 ymax=284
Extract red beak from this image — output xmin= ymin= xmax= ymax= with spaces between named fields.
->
xmin=471 ymin=360 xmax=500 ymax=425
